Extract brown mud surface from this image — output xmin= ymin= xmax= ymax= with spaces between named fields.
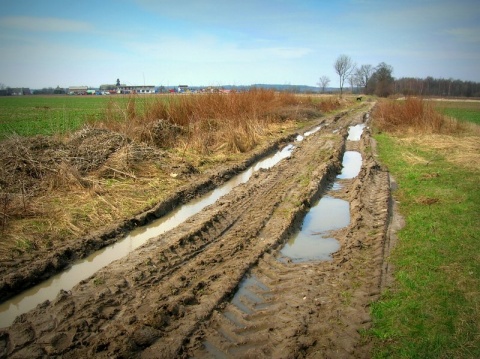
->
xmin=0 ymin=104 xmax=397 ymax=358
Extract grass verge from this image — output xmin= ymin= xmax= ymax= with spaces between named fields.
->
xmin=369 ymin=99 xmax=480 ymax=358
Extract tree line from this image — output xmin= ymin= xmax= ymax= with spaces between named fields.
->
xmin=319 ymin=55 xmax=480 ymax=98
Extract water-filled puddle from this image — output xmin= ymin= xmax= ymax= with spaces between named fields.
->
xmin=337 ymin=151 xmax=362 ymax=179
xmin=304 ymin=125 xmax=321 ymax=137
xmin=0 ymin=143 xmax=296 ymax=328
xmin=280 ymin=196 xmax=349 ymax=262
xmin=347 ymin=123 xmax=365 ymax=141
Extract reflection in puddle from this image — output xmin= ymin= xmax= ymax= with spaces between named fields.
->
xmin=347 ymin=123 xmax=365 ymax=141
xmin=304 ymin=126 xmax=321 ymax=137
xmin=0 ymin=144 xmax=296 ymax=328
xmin=280 ymin=196 xmax=349 ymax=262
xmin=337 ymin=151 xmax=362 ymax=179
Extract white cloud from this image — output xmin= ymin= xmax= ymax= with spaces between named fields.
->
xmin=0 ymin=16 xmax=94 ymax=33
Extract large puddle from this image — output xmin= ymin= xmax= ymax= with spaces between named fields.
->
xmin=280 ymin=196 xmax=349 ymax=262
xmin=279 ymin=123 xmax=365 ymax=262
xmin=0 ymin=138 xmax=299 ymax=328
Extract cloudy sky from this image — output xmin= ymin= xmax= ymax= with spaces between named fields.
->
xmin=1 ymin=0 xmax=479 ymax=89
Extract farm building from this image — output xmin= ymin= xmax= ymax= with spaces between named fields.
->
xmin=177 ymin=85 xmax=189 ymax=93
xmin=68 ymin=86 xmax=88 ymax=95
xmin=117 ymin=85 xmax=155 ymax=94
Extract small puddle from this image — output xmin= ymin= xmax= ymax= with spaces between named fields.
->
xmin=347 ymin=123 xmax=365 ymax=141
xmin=304 ymin=125 xmax=321 ymax=137
xmin=279 ymin=196 xmax=349 ymax=262
xmin=0 ymin=143 xmax=297 ymax=328
xmin=337 ymin=151 xmax=362 ymax=179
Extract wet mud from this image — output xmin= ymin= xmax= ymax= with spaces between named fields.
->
xmin=0 ymin=104 xmax=396 ymax=358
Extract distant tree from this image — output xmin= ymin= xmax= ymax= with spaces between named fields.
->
xmin=53 ymin=85 xmax=65 ymax=95
xmin=334 ymin=54 xmax=356 ymax=96
xmin=317 ymin=76 xmax=331 ymax=93
xmin=116 ymin=78 xmax=120 ymax=87
xmin=348 ymin=75 xmax=358 ymax=93
xmin=367 ymin=62 xmax=394 ymax=97
xmin=355 ymin=64 xmax=374 ymax=93
xmin=0 ymin=83 xmax=5 ymax=90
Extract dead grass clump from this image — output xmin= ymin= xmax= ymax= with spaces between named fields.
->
xmin=67 ymin=127 xmax=130 ymax=174
xmin=397 ymin=135 xmax=480 ymax=170
xmin=316 ymin=97 xmax=343 ymax=113
xmin=372 ymin=97 xmax=469 ymax=134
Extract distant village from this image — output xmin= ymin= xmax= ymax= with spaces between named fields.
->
xmin=0 ymin=83 xmax=234 ymax=96
xmin=0 ymin=79 xmax=328 ymax=96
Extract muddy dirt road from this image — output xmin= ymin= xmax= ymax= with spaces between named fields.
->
xmin=0 ymin=104 xmax=395 ymax=358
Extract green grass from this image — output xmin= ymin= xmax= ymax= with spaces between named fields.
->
xmin=0 ymin=95 xmax=151 ymax=139
xmin=370 ymin=133 xmax=480 ymax=358
xmin=433 ymin=100 xmax=480 ymax=125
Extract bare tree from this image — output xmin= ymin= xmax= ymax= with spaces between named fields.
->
xmin=355 ymin=64 xmax=374 ymax=93
xmin=317 ymin=76 xmax=330 ymax=93
xmin=334 ymin=54 xmax=355 ymax=96
xmin=348 ymin=75 xmax=357 ymax=94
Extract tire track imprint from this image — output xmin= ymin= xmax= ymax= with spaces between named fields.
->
xmin=0 ymin=104 xmax=395 ymax=359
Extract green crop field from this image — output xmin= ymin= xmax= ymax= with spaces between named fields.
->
xmin=433 ymin=100 xmax=480 ymax=125
xmin=0 ymin=95 xmax=155 ymax=139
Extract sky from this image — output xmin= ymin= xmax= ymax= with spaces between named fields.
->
xmin=1 ymin=0 xmax=479 ymax=89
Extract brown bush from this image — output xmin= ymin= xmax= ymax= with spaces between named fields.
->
xmin=95 ymin=90 xmax=339 ymax=155
xmin=372 ymin=97 xmax=467 ymax=134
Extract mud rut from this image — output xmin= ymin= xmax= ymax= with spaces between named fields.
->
xmin=0 ymin=105 xmax=394 ymax=358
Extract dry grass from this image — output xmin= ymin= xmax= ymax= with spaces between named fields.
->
xmin=396 ymin=134 xmax=480 ymax=171
xmin=93 ymin=90 xmax=340 ymax=155
xmin=372 ymin=97 xmax=479 ymax=135
xmin=372 ymin=97 xmax=480 ymax=171
xmin=0 ymin=91 xmax=347 ymax=260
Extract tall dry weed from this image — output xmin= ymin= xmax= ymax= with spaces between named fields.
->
xmin=95 ymin=90 xmax=325 ymax=155
xmin=373 ymin=97 xmax=468 ymax=134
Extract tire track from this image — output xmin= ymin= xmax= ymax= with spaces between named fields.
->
xmin=0 ymin=107 xmax=389 ymax=359
xmin=185 ymin=115 xmax=392 ymax=358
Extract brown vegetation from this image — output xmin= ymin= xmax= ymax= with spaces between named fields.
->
xmin=372 ymin=97 xmax=477 ymax=134
xmin=0 ymin=91 xmax=346 ymax=260
xmin=95 ymin=90 xmax=339 ymax=154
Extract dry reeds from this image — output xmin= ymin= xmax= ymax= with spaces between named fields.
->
xmin=372 ymin=97 xmax=469 ymax=134
xmin=95 ymin=90 xmax=335 ymax=155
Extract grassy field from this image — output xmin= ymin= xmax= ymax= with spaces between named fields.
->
xmin=0 ymin=95 xmax=151 ymax=139
xmin=432 ymin=100 xmax=480 ymax=125
xmin=370 ymin=99 xmax=480 ymax=358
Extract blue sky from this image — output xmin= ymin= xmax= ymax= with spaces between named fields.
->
xmin=1 ymin=0 xmax=479 ymax=89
